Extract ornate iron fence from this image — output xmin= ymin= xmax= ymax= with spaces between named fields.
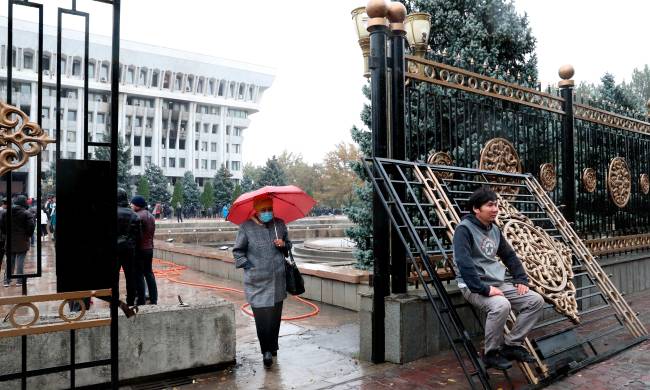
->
xmin=404 ymin=54 xmax=650 ymax=257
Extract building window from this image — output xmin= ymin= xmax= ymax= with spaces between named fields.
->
xmin=67 ymin=131 xmax=76 ymax=142
xmin=151 ymin=70 xmax=159 ymax=87
xmin=144 ymin=136 xmax=152 ymax=147
xmin=203 ymin=123 xmax=209 ymax=133
xmin=42 ymin=54 xmax=51 ymax=72
xmin=135 ymin=116 xmax=142 ymax=127
xmin=233 ymin=144 xmax=240 ymax=153
xmin=161 ymin=157 xmax=166 ymax=167
xmin=100 ymin=63 xmax=109 ymax=81
xmin=125 ymin=116 xmax=132 ymax=128
xmin=23 ymin=52 xmax=33 ymax=69
xmin=210 ymin=160 xmax=217 ymax=170
xmin=211 ymin=142 xmax=217 ymax=152
xmin=145 ymin=156 xmax=152 ymax=165
xmin=134 ymin=136 xmax=141 ymax=146
xmin=234 ymin=127 xmax=242 ymax=136
xmin=139 ymin=69 xmax=147 ymax=85
xmin=126 ymin=67 xmax=134 ymax=84
xmin=201 ymin=141 xmax=207 ymax=151
xmin=226 ymin=126 xmax=230 ymax=135
xmin=67 ymin=110 xmax=77 ymax=122
xmin=212 ymin=124 xmax=218 ymax=134
xmin=42 ymin=107 xmax=49 ymax=118
xmin=218 ymin=82 xmax=224 ymax=96
xmin=194 ymin=140 xmax=199 ymax=151
xmin=88 ymin=112 xmax=94 ymax=123
xmin=169 ymin=138 xmax=176 ymax=149
xmin=72 ymin=59 xmax=81 ymax=76
xmin=59 ymin=56 xmax=67 ymax=74
xmin=231 ymin=161 xmax=241 ymax=171
xmin=227 ymin=109 xmax=248 ymax=119
xmin=226 ymin=143 xmax=230 ymax=153
xmin=195 ymin=159 xmax=198 ymax=169
xmin=208 ymin=80 xmax=215 ymax=95
xmin=179 ymin=140 xmax=186 ymax=150
xmin=146 ymin=117 xmax=153 ymax=128
xmin=97 ymin=113 xmax=105 ymax=123
xmin=201 ymin=159 xmax=207 ymax=169
xmin=180 ymin=158 xmax=185 ymax=168
xmin=134 ymin=155 xmax=141 ymax=166
xmin=88 ymin=62 xmax=95 ymax=78
xmin=162 ymin=137 xmax=166 ymax=148
xmin=67 ymin=151 xmax=76 ymax=159
xmin=169 ymin=157 xmax=176 ymax=168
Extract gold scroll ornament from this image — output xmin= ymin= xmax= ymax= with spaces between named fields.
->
xmin=539 ymin=163 xmax=556 ymax=192
xmin=495 ymin=195 xmax=579 ymax=323
xmin=426 ymin=151 xmax=454 ymax=180
xmin=0 ymin=101 xmax=54 ymax=175
xmin=479 ymin=138 xmax=522 ymax=196
xmin=607 ymin=157 xmax=631 ymax=208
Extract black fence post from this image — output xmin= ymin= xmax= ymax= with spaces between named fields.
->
xmin=388 ymin=4 xmax=407 ymax=294
xmin=367 ymin=1 xmax=390 ymax=364
xmin=559 ymin=65 xmax=576 ymax=223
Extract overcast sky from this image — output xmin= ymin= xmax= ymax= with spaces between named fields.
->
xmin=4 ymin=0 xmax=649 ymax=166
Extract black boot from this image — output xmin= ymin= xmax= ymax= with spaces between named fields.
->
xmin=501 ymin=344 xmax=536 ymax=363
xmin=263 ymin=352 xmax=273 ymax=368
xmin=483 ymin=350 xmax=512 ymax=370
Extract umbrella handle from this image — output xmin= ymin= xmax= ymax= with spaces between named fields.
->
xmin=273 ymin=220 xmax=279 ymax=240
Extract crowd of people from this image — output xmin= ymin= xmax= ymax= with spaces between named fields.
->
xmin=139 ymin=201 xmax=231 ymax=223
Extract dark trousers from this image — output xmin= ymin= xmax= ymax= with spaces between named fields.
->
xmin=251 ymin=301 xmax=283 ymax=354
xmin=118 ymin=248 xmax=137 ymax=306
xmin=135 ymin=248 xmax=158 ymax=305
xmin=176 ymin=210 xmax=183 ymax=222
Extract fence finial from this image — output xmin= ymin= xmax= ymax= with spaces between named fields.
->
xmin=558 ymin=64 xmax=575 ymax=87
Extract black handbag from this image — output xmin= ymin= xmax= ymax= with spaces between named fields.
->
xmin=285 ymin=249 xmax=305 ymax=296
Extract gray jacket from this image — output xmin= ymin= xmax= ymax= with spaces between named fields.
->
xmin=233 ymin=218 xmax=289 ymax=308
xmin=452 ymin=214 xmax=528 ymax=296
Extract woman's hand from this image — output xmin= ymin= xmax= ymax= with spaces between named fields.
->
xmin=273 ymin=239 xmax=285 ymax=248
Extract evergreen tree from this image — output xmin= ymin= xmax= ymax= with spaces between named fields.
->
xmin=213 ymin=164 xmax=234 ymax=209
xmin=241 ymin=163 xmax=260 ymax=193
xmin=232 ymin=183 xmax=243 ymax=203
xmin=171 ymin=180 xmax=184 ymax=207
xmin=201 ymin=181 xmax=215 ymax=211
xmin=181 ymin=171 xmax=201 ymax=212
xmin=145 ymin=163 xmax=171 ymax=206
xmin=257 ymin=156 xmax=287 ymax=187
xmin=347 ymin=0 xmax=540 ymax=269
xmin=95 ymin=134 xmax=132 ymax=192
xmin=136 ymin=175 xmax=150 ymax=201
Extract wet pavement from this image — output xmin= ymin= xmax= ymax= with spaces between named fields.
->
xmin=2 ymin=240 xmax=650 ymax=389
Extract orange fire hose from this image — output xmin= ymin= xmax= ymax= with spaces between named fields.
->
xmin=152 ymin=259 xmax=320 ymax=321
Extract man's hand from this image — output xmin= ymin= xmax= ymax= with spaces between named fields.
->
xmin=515 ymin=283 xmax=529 ymax=295
xmin=273 ymin=239 xmax=285 ymax=248
xmin=488 ymin=286 xmax=504 ymax=296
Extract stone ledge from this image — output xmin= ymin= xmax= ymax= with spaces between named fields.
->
xmin=0 ymin=299 xmax=235 ymax=389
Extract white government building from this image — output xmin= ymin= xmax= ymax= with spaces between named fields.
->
xmin=0 ymin=17 xmax=274 ymax=197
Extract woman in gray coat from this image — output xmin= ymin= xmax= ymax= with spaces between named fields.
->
xmin=233 ymin=196 xmax=290 ymax=368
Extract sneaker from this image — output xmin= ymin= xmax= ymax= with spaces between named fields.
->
xmin=3 ymin=283 xmax=9 ymax=287
xmin=482 ymin=350 xmax=512 ymax=370
xmin=500 ymin=345 xmax=536 ymax=363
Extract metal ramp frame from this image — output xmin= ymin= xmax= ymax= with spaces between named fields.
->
xmin=364 ymin=157 xmax=648 ymax=389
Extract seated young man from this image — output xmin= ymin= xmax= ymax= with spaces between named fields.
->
xmin=452 ymin=186 xmax=544 ymax=369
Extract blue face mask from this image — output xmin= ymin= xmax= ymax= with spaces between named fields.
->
xmin=259 ymin=211 xmax=273 ymax=223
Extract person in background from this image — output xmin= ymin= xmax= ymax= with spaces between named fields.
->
xmin=175 ymin=202 xmax=183 ymax=223
xmin=0 ymin=195 xmax=35 ymax=287
xmin=131 ymin=195 xmax=158 ymax=305
xmin=117 ymin=188 xmax=141 ymax=308
xmin=232 ymin=197 xmax=290 ymax=368
xmin=40 ymin=207 xmax=49 ymax=241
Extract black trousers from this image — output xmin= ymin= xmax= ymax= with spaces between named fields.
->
xmin=251 ymin=301 xmax=283 ymax=354
xmin=118 ymin=248 xmax=137 ymax=306
xmin=135 ymin=248 xmax=158 ymax=305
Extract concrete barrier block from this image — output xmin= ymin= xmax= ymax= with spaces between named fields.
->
xmin=344 ymin=283 xmax=358 ymax=311
xmin=0 ymin=300 xmax=236 ymax=389
xmin=305 ymin=275 xmax=321 ymax=302
xmin=385 ymin=294 xmax=426 ymax=363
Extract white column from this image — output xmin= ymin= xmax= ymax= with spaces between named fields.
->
xmin=152 ymin=97 xmax=162 ymax=165
xmin=188 ymin=102 xmax=196 ymax=175
xmin=27 ymin=82 xmax=38 ymax=198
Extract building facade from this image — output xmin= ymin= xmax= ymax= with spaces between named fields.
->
xmin=0 ymin=17 xmax=274 ymax=197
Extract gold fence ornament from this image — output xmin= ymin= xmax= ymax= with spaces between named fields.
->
xmin=495 ymin=195 xmax=579 ymax=323
xmin=582 ymin=168 xmax=597 ymax=193
xmin=640 ymin=174 xmax=649 ymax=195
xmin=608 ymin=157 xmax=631 ymax=208
xmin=0 ymin=101 xmax=54 ymax=175
xmin=539 ymin=163 xmax=557 ymax=192
xmin=480 ymin=138 xmax=522 ymax=196
xmin=426 ymin=151 xmax=454 ymax=179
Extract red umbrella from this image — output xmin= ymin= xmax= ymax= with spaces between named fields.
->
xmin=226 ymin=185 xmax=316 ymax=225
